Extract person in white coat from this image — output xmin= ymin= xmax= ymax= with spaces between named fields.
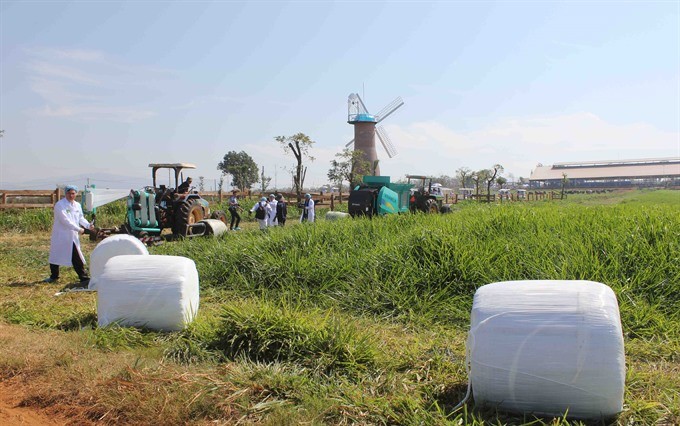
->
xmin=267 ymin=194 xmax=278 ymax=227
xmin=44 ymin=185 xmax=94 ymax=284
xmin=300 ymin=193 xmax=315 ymax=223
xmin=249 ymin=197 xmax=272 ymax=230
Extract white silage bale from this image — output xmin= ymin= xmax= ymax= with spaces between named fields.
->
xmin=325 ymin=211 xmax=350 ymax=221
xmin=97 ymin=255 xmax=199 ymax=331
xmin=468 ymin=280 xmax=625 ymax=419
xmin=89 ymin=234 xmax=149 ymax=290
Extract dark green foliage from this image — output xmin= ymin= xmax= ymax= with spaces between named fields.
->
xmin=212 ymin=299 xmax=378 ymax=376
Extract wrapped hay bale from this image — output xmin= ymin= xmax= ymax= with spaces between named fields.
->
xmin=325 ymin=211 xmax=350 ymax=221
xmin=468 ymin=280 xmax=625 ymax=419
xmin=89 ymin=234 xmax=149 ymax=290
xmin=97 ymin=255 xmax=199 ymax=331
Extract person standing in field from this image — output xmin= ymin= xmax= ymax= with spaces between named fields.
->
xmin=249 ymin=197 xmax=272 ymax=230
xmin=228 ymin=189 xmax=242 ymax=231
xmin=267 ymin=194 xmax=278 ymax=227
xmin=44 ymin=185 xmax=94 ymax=285
xmin=300 ymin=193 xmax=315 ymax=223
xmin=275 ymin=194 xmax=287 ymax=226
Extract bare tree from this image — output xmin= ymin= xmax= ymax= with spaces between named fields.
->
xmin=471 ymin=171 xmax=486 ymax=196
xmin=485 ymin=164 xmax=504 ymax=196
xmin=275 ymin=133 xmax=315 ymax=202
xmin=327 ymin=148 xmax=370 ymax=202
xmin=561 ymin=173 xmax=569 ymax=199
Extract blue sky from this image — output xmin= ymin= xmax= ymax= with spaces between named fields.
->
xmin=1 ymin=1 xmax=678 ymax=190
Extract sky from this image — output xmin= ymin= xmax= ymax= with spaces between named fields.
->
xmin=1 ymin=0 xmax=679 ymax=190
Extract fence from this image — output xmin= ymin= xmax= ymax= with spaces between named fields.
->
xmin=0 ymin=189 xmax=61 ymax=209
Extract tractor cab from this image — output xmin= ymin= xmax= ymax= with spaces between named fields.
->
xmin=406 ymin=175 xmax=446 ymax=213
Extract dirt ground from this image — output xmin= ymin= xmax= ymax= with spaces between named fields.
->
xmin=0 ymin=378 xmax=67 ymax=425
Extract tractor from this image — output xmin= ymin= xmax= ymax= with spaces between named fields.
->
xmin=406 ymin=175 xmax=451 ymax=213
xmin=92 ymin=163 xmax=227 ymax=242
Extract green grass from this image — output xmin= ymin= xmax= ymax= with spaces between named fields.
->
xmin=1 ymin=189 xmax=679 ymax=425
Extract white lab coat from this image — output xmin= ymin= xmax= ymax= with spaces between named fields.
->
xmin=267 ymin=199 xmax=278 ymax=226
xmin=48 ymin=197 xmax=91 ymax=266
xmin=250 ymin=201 xmax=272 ymax=230
xmin=300 ymin=198 xmax=315 ymax=223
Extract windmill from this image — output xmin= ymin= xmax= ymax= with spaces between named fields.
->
xmin=346 ymin=93 xmax=404 ymax=176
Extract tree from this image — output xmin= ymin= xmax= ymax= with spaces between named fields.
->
xmin=456 ymin=167 xmax=472 ymax=189
xmin=472 ymin=170 xmax=488 ymax=196
xmin=561 ymin=173 xmax=569 ymax=199
xmin=327 ymin=148 xmax=370 ymax=203
xmin=217 ymin=151 xmax=259 ymax=193
xmin=260 ymin=166 xmax=272 ymax=193
xmin=485 ymin=164 xmax=504 ymax=196
xmin=434 ymin=174 xmax=456 ymax=189
xmin=198 ymin=176 xmax=205 ymax=192
xmin=496 ymin=176 xmax=507 ymax=190
xmin=275 ymin=133 xmax=315 ymax=202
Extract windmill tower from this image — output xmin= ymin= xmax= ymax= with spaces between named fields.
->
xmin=346 ymin=93 xmax=404 ymax=176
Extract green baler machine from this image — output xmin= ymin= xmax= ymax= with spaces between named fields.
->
xmin=348 ymin=176 xmax=413 ymax=217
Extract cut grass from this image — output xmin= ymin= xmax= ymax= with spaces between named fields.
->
xmin=0 ymin=189 xmax=678 ymax=425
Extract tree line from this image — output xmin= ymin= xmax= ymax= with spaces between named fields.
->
xmin=216 ymin=132 xmax=519 ymax=201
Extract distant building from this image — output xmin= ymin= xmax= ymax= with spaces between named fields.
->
xmin=529 ymin=157 xmax=680 ymax=189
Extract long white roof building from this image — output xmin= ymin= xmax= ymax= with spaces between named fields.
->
xmin=530 ymin=157 xmax=680 ymax=185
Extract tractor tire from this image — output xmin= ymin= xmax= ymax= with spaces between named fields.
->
xmin=440 ymin=204 xmax=452 ymax=214
xmin=173 ymin=200 xmax=205 ymax=236
xmin=210 ymin=210 xmax=228 ymax=226
xmin=424 ymin=198 xmax=439 ymax=214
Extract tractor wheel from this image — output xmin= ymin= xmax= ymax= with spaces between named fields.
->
xmin=424 ymin=198 xmax=439 ymax=214
xmin=210 ymin=210 xmax=228 ymax=226
xmin=174 ymin=200 xmax=205 ymax=236
xmin=440 ymin=204 xmax=452 ymax=214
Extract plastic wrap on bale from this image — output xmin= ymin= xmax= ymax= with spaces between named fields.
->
xmin=467 ymin=280 xmax=625 ymax=419
xmin=325 ymin=211 xmax=350 ymax=221
xmin=97 ymin=255 xmax=199 ymax=331
xmin=89 ymin=234 xmax=149 ymax=290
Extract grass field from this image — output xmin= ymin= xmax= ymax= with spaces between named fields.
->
xmin=0 ymin=189 xmax=678 ymax=425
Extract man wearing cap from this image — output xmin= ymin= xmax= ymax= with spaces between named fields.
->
xmin=300 ymin=193 xmax=315 ymax=223
xmin=249 ymin=196 xmax=272 ymax=230
xmin=228 ymin=189 xmax=242 ymax=231
xmin=44 ymin=185 xmax=94 ymax=285
xmin=266 ymin=194 xmax=278 ymax=227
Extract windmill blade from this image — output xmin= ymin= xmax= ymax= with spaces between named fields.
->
xmin=375 ymin=97 xmax=404 ymax=123
xmin=376 ymin=126 xmax=397 ymax=158
xmin=345 ymin=138 xmax=355 ymax=148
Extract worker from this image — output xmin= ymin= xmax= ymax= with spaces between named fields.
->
xmin=228 ymin=189 xmax=242 ymax=231
xmin=275 ymin=194 xmax=287 ymax=226
xmin=249 ymin=197 xmax=272 ymax=230
xmin=177 ymin=177 xmax=192 ymax=194
xmin=300 ymin=193 xmax=315 ymax=223
xmin=267 ymin=194 xmax=278 ymax=226
xmin=44 ymin=185 xmax=94 ymax=286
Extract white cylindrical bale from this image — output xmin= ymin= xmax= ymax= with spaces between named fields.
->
xmin=89 ymin=234 xmax=149 ymax=290
xmin=325 ymin=211 xmax=350 ymax=221
xmin=468 ymin=280 xmax=625 ymax=419
xmin=97 ymin=255 xmax=199 ymax=331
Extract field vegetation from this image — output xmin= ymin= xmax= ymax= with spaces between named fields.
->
xmin=0 ymin=189 xmax=678 ymax=425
